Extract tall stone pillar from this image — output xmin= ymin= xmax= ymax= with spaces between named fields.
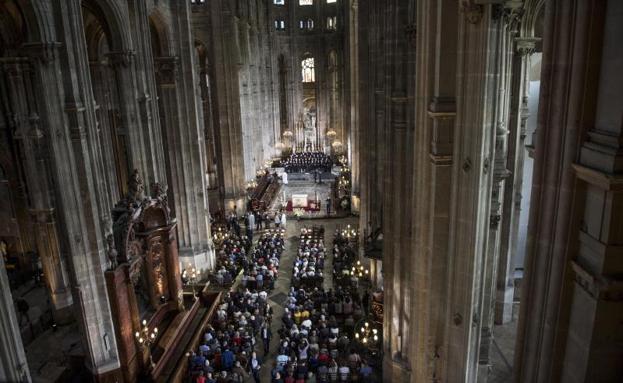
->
xmin=348 ymin=0 xmax=360 ymax=214
xmin=0 ymin=254 xmax=31 ymax=383
xmin=1 ymin=59 xmax=73 ymax=317
xmin=410 ymin=0 xmax=457 ymax=380
xmin=561 ymin=0 xmax=623 ymax=380
xmin=381 ymin=0 xmax=415 ymax=381
xmin=51 ymin=0 xmax=123 ymax=377
xmin=477 ymin=7 xmax=521 ymax=379
xmin=198 ymin=61 xmax=221 ymax=210
xmin=444 ymin=3 xmax=498 ymax=382
xmin=496 ymin=37 xmax=536 ymax=325
xmin=514 ymin=1 xmax=608 ymax=382
xmin=152 ymin=0 xmax=215 ymax=274
xmin=127 ymin=0 xmax=168 ymax=188
xmin=208 ymin=1 xmax=247 ymax=211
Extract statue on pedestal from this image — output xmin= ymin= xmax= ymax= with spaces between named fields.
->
xmin=106 ymin=234 xmax=118 ymax=270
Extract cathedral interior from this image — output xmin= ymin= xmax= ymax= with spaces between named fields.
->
xmin=0 ymin=0 xmax=621 ymax=382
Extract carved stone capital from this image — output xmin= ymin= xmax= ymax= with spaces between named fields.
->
xmin=21 ymin=42 xmax=62 ymax=65
xmin=106 ymin=50 xmax=135 ymax=68
xmin=515 ymin=38 xmax=539 ymax=56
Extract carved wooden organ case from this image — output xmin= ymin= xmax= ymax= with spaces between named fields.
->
xmin=105 ymin=182 xmax=182 ymax=382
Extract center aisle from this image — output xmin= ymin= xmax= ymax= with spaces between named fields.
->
xmin=258 ymin=217 xmax=357 ymax=382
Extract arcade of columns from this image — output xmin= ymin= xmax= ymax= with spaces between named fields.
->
xmin=0 ymin=0 xmax=288 ymax=380
xmin=1 ymin=0 xmax=622 ymax=382
xmin=353 ymin=0 xmax=623 ymax=382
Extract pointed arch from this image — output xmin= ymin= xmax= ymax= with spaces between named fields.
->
xmin=148 ymin=9 xmax=172 ymax=57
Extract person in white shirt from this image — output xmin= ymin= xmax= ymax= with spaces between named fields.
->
xmin=274 ymin=212 xmax=281 ymax=227
xmin=281 ymin=212 xmax=287 ymax=228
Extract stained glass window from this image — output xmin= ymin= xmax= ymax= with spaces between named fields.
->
xmin=302 ymin=57 xmax=315 ymax=83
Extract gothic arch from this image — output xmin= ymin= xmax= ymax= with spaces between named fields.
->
xmin=521 ymin=0 xmax=546 ymax=38
xmin=148 ymin=9 xmax=172 ymax=57
xmin=81 ymin=0 xmax=131 ymax=54
xmin=0 ymin=0 xmax=57 ymax=47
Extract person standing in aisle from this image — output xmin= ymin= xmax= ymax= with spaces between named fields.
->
xmin=281 ymin=211 xmax=287 ymax=229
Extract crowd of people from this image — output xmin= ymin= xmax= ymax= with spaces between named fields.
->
xmin=187 ymin=289 xmax=268 ymax=383
xmin=241 ymin=229 xmax=286 ymax=294
xmin=291 ymin=227 xmax=326 ymax=290
xmin=283 ymin=152 xmax=332 ymax=174
xmin=211 ymin=231 xmax=251 ymax=287
xmin=190 ymin=216 xmax=379 ymax=382
xmin=269 ymin=226 xmax=376 ymax=382
xmin=331 ymin=230 xmax=360 ymax=291
xmin=189 ymin=229 xmax=287 ymax=383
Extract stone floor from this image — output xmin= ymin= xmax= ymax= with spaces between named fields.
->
xmin=8 ymin=280 xmax=83 ymax=382
xmin=487 ymin=304 xmax=520 ymax=383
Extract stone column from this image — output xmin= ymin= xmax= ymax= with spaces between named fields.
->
xmin=357 ymin=0 xmax=385 ymax=249
xmin=444 ymin=3 xmax=498 ymax=382
xmin=381 ymin=0 xmax=415 ymax=381
xmin=478 ymin=7 xmax=519 ymax=379
xmin=156 ymin=0 xmax=216 ymax=273
xmin=514 ymin=0 xmax=608 ymax=382
xmin=208 ymin=2 xmax=247 ymax=211
xmin=127 ymin=0 xmax=168 ymax=187
xmin=1 ymin=59 xmax=73 ymax=318
xmin=198 ymin=64 xmax=220 ymax=196
xmin=496 ymin=37 xmax=536 ymax=325
xmin=0 ymin=254 xmax=31 ymax=383
xmin=561 ymin=0 xmax=623 ymax=380
xmin=348 ymin=0 xmax=361 ymax=214
xmin=88 ymin=60 xmax=123 ymax=210
xmin=410 ymin=0 xmax=458 ymax=380
xmin=50 ymin=0 xmax=122 ymax=377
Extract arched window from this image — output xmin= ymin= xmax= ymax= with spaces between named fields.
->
xmin=274 ymin=19 xmax=286 ymax=30
xmin=299 ymin=18 xmax=314 ymax=30
xmin=302 ymin=57 xmax=315 ymax=83
xmin=327 ymin=16 xmax=337 ymax=30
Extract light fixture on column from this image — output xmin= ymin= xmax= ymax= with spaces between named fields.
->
xmin=246 ymin=179 xmax=258 ymax=190
xmin=354 ymin=320 xmax=379 ymax=348
xmin=340 ymin=224 xmax=358 ymax=239
xmin=135 ymin=319 xmax=158 ymax=369
xmin=326 ymin=129 xmax=337 ymax=140
xmin=331 ymin=140 xmax=343 ymax=152
xmin=351 ymin=260 xmax=369 ymax=279
xmin=213 ymin=227 xmax=229 ymax=245
xmin=186 ymin=263 xmax=198 ymax=300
